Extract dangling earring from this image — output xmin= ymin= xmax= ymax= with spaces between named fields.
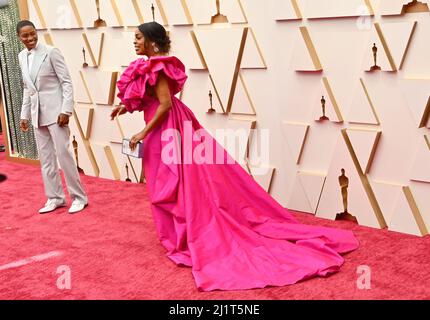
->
xmin=152 ymin=43 xmax=159 ymax=53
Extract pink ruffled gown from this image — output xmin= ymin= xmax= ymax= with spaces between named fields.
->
xmin=117 ymin=56 xmax=359 ymax=292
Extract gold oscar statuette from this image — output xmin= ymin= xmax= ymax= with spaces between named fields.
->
xmin=151 ymin=3 xmax=155 ymax=22
xmin=211 ymin=0 xmax=229 ymax=24
xmin=207 ymin=90 xmax=216 ymax=113
xmin=402 ymin=0 xmax=430 ymax=14
xmin=125 ymin=163 xmax=132 ymax=182
xmin=370 ymin=43 xmax=381 ymax=71
xmin=82 ymin=47 xmax=88 ymax=68
xmin=335 ymin=169 xmax=357 ymax=223
xmin=72 ymin=135 xmax=84 ymax=173
xmin=319 ymin=96 xmax=329 ymax=121
xmin=94 ymin=0 xmax=107 ymax=28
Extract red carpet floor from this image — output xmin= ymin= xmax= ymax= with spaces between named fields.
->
xmin=0 ymin=134 xmax=430 ymax=300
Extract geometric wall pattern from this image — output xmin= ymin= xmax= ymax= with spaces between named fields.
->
xmin=11 ymin=0 xmax=430 ymax=236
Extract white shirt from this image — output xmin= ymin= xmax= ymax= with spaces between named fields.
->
xmin=27 ymin=41 xmax=39 ymax=72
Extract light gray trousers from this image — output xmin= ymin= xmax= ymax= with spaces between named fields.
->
xmin=34 ymin=123 xmax=88 ymax=204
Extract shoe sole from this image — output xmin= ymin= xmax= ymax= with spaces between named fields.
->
xmin=39 ymin=204 xmax=67 ymax=214
xmin=68 ymin=204 xmax=88 ymax=214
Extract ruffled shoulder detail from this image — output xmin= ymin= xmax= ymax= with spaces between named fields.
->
xmin=117 ymin=56 xmax=188 ymax=113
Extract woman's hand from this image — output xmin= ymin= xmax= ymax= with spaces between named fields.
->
xmin=129 ymin=130 xmax=147 ymax=151
xmin=110 ymin=105 xmax=127 ymax=120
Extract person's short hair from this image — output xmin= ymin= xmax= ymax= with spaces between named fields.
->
xmin=16 ymin=20 xmax=36 ymax=34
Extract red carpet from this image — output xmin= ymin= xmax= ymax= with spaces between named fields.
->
xmin=0 ymin=134 xmax=430 ymax=300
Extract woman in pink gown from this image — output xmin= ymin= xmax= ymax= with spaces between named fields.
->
xmin=111 ymin=22 xmax=359 ymax=292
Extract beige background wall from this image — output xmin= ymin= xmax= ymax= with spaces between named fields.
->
xmin=19 ymin=0 xmax=430 ymax=236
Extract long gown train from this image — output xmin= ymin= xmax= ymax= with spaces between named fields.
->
xmin=117 ymin=55 xmax=359 ymax=291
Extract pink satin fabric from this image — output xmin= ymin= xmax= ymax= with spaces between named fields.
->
xmin=117 ymin=56 xmax=359 ymax=291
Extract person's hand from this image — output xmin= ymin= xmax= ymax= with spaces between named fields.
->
xmin=111 ymin=105 xmax=127 ymax=120
xmin=129 ymin=130 xmax=147 ymax=151
xmin=20 ymin=119 xmax=30 ymax=132
xmin=57 ymin=113 xmax=70 ymax=127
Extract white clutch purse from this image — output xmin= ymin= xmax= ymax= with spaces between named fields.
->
xmin=122 ymin=139 xmax=144 ymax=158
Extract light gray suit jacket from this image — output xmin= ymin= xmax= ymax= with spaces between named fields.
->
xmin=19 ymin=42 xmax=74 ymax=128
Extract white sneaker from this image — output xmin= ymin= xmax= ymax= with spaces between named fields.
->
xmin=39 ymin=199 xmax=66 ymax=214
xmin=68 ymin=199 xmax=88 ymax=214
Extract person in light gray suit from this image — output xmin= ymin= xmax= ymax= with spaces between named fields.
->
xmin=17 ymin=20 xmax=88 ymax=214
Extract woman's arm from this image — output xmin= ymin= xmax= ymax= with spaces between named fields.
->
xmin=110 ymin=105 xmax=127 ymax=120
xmin=129 ymin=73 xmax=172 ymax=150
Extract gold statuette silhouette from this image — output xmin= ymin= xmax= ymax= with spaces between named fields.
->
xmin=207 ymin=90 xmax=216 ymax=113
xmin=319 ymin=96 xmax=329 ymax=121
xmin=370 ymin=43 xmax=381 ymax=71
xmin=402 ymin=0 xmax=430 ymax=14
xmin=336 ymin=169 xmax=357 ymax=223
xmin=211 ymin=0 xmax=229 ymax=24
xmin=72 ymin=135 xmax=84 ymax=173
xmin=82 ymin=47 xmax=88 ymax=68
xmin=151 ymin=3 xmax=156 ymax=22
xmin=125 ymin=163 xmax=132 ymax=182
xmin=94 ymin=0 xmax=107 ymax=28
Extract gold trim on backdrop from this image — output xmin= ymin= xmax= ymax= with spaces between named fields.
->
xmin=108 ymin=72 xmax=119 ymax=105
xmin=17 ymin=0 xmax=29 ymax=20
xmin=347 ymin=128 xmax=382 ymax=174
xmin=114 ymin=117 xmax=140 ymax=183
xmin=86 ymin=108 xmax=94 ymax=140
xmin=403 ymin=186 xmax=429 ymax=236
xmin=356 ymin=78 xmax=381 ymax=125
xmin=364 ymin=0 xmax=375 ymax=16
xmin=322 ymin=77 xmax=344 ymax=122
xmin=82 ymin=33 xmax=105 ymax=67
xmin=341 ymin=129 xmax=387 ymax=228
xmin=132 ymin=0 xmax=144 ymax=24
xmin=156 ymin=0 xmax=169 ymax=25
xmin=374 ymin=22 xmax=397 ymax=71
xmin=247 ymin=28 xmax=267 ymax=69
xmin=291 ymin=0 xmax=303 ymax=19
xmin=104 ymin=145 xmax=121 ymax=180
xmin=1 ymin=67 xmax=39 ymax=166
xmin=419 ymin=97 xmax=430 ymax=128
xmin=32 ymin=0 xmax=47 ymax=29
xmin=395 ymin=21 xmax=416 ymax=70
xmin=98 ymin=33 xmax=105 ymax=66
xmin=72 ymin=110 xmax=100 ymax=176
xmin=82 ymin=33 xmax=97 ymax=66
xmin=425 ymin=134 xmax=430 ymax=149
xmin=229 ymin=73 xmax=256 ymax=115
xmin=78 ymin=71 xmax=94 ymax=103
xmin=208 ymin=74 xmax=225 ymax=113
xmin=266 ymin=168 xmax=275 ymax=194
xmin=299 ymin=26 xmax=323 ymax=71
xmin=110 ymin=0 xmax=124 ymax=26
xmin=70 ymin=0 xmax=83 ymax=28
xmin=4 ymin=155 xmax=40 ymax=166
xmin=365 ymin=130 xmax=381 ymax=174
xmin=281 ymin=122 xmax=310 ymax=165
xmin=233 ymin=0 xmax=248 ymax=24
xmin=226 ymin=27 xmax=248 ymax=113
xmin=43 ymin=33 xmax=54 ymax=46
xmin=297 ymin=125 xmax=310 ymax=165
xmin=249 ymin=166 xmax=276 ymax=194
xmin=74 ymin=107 xmax=94 ymax=140
xmin=189 ymin=30 xmax=208 ymax=69
xmin=180 ymin=0 xmax=193 ymax=25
